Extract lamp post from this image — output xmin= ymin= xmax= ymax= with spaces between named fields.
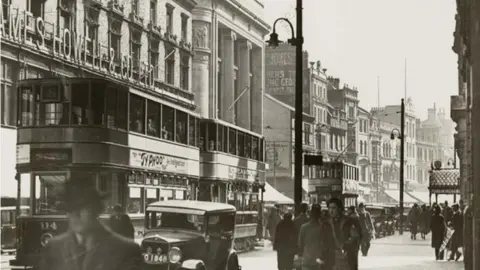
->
xmin=267 ymin=0 xmax=304 ymax=215
xmin=390 ymin=98 xmax=405 ymax=235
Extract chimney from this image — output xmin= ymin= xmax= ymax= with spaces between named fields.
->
xmin=316 ymin=60 xmax=321 ymax=71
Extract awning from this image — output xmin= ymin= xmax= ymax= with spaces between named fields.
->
xmin=384 ymin=189 xmax=419 ymax=204
xmin=429 ymin=169 xmax=460 ymax=194
xmin=408 ymin=191 xmax=430 ymax=204
xmin=263 ymin=182 xmax=294 ymax=204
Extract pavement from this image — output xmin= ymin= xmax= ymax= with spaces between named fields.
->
xmin=239 ymin=233 xmax=465 ymax=270
xmin=0 ymin=234 xmax=465 ymax=269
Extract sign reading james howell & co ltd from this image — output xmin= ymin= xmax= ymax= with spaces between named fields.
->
xmin=129 ymin=150 xmax=188 ymax=174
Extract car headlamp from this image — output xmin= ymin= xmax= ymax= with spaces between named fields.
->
xmin=168 ymin=246 xmax=182 ymax=263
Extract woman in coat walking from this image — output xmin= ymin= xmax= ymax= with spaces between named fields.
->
xmin=430 ymin=205 xmax=446 ymax=260
xmin=274 ymin=213 xmax=297 ymax=270
xmin=408 ymin=204 xmax=421 ymax=240
xmin=418 ymin=204 xmax=430 ymax=240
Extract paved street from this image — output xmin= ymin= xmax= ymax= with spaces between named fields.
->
xmin=239 ymin=234 xmax=465 ymax=270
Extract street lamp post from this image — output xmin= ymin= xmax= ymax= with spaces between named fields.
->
xmin=267 ymin=0 xmax=304 ymax=215
xmin=390 ymin=98 xmax=405 ymax=235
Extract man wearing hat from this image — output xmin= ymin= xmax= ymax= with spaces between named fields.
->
xmin=38 ymin=179 xmax=143 ymax=270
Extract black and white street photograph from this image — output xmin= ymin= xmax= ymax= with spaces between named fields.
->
xmin=0 ymin=0 xmax=477 ymax=269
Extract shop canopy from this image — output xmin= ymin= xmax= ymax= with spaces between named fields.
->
xmin=408 ymin=191 xmax=430 ymax=205
xmin=429 ymin=169 xmax=460 ymax=195
xmin=263 ymin=182 xmax=294 ymax=204
xmin=384 ymin=189 xmax=419 ymax=205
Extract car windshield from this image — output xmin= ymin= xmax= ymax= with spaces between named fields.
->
xmin=147 ymin=211 xmax=205 ymax=232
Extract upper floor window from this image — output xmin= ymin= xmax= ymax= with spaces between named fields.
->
xmin=165 ymin=45 xmax=175 ymax=85
xmin=132 ymin=0 xmax=139 ymax=14
xmin=181 ymin=14 xmax=188 ymax=41
xmin=180 ymin=54 xmax=189 ymax=90
xmin=85 ymin=6 xmax=100 ymax=54
xmin=166 ymin=4 xmax=174 ymax=33
xmin=109 ymin=19 xmax=122 ymax=63
xmin=150 ymin=0 xmax=157 ymax=25
xmin=26 ymin=0 xmax=44 ymax=19
xmin=130 ymin=29 xmax=142 ymax=69
xmin=149 ymin=39 xmax=160 ymax=79
xmin=57 ymin=0 xmax=73 ymax=33
xmin=129 ymin=94 xmax=145 ymax=134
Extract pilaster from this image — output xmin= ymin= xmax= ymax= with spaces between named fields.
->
xmin=251 ymin=46 xmax=263 ymax=134
xmin=192 ymin=20 xmax=211 ymax=118
xmin=236 ymin=40 xmax=252 ymax=130
xmin=220 ymin=30 xmax=236 ymax=124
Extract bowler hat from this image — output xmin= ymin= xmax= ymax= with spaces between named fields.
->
xmin=63 ymin=181 xmax=108 ymax=212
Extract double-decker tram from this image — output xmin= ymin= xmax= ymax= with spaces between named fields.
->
xmin=196 ymin=119 xmax=266 ymax=252
xmin=11 ymin=77 xmax=201 ymax=269
xmin=308 ymin=161 xmax=360 ymax=208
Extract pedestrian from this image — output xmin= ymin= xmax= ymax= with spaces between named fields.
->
xmin=294 ymin=203 xmax=310 ymax=236
xmin=327 ymin=198 xmax=362 ymax=270
xmin=274 ymin=212 xmax=297 ymax=270
xmin=347 ymin=206 xmax=358 ymax=219
xmin=357 ymin=203 xmax=374 ymax=257
xmin=38 ymin=179 xmax=142 ymax=270
xmin=109 ymin=204 xmax=135 ymax=239
xmin=442 ymin=201 xmax=453 ymax=224
xmin=297 ymin=204 xmax=329 ymax=270
xmin=419 ymin=204 xmax=430 ymax=240
xmin=430 ymin=205 xmax=447 ymax=260
xmin=268 ymin=206 xmax=282 ymax=244
xmin=448 ymin=204 xmax=463 ymax=261
xmin=408 ymin=204 xmax=420 ymax=240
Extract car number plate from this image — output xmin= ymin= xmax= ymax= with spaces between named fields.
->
xmin=143 ymin=253 xmax=169 ymax=264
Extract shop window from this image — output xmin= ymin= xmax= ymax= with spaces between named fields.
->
xmin=222 ymin=126 xmax=229 ymax=153
xmin=229 ymin=129 xmax=236 ymax=155
xmin=217 ymin=125 xmax=224 ymax=152
xmin=91 ymin=82 xmax=105 ymax=126
xmin=188 ymin=115 xmax=197 ymax=147
xmin=129 ymin=94 xmax=145 ymax=134
xmin=199 ymin=122 xmax=206 ymax=151
xmin=145 ymin=188 xmax=159 ymax=206
xmin=161 ymin=105 xmax=174 ymax=140
xmin=237 ymin=133 xmax=245 ymax=157
xmin=175 ymin=110 xmax=188 ymax=144
xmin=71 ymin=83 xmax=89 ymax=125
xmin=127 ymin=187 xmax=143 ymax=214
xmin=1 ymin=83 xmax=15 ymax=126
xmin=175 ymin=190 xmax=185 ymax=200
xmin=252 ymin=137 xmax=259 ymax=161
xmin=207 ymin=123 xmax=217 ymax=151
xmin=106 ymin=87 xmax=128 ymax=130
xmin=34 ymin=174 xmax=67 ymax=215
xmin=244 ymin=135 xmax=252 ymax=159
xmin=35 ymin=84 xmax=70 ymax=125
xmin=147 ymin=100 xmax=160 ymax=137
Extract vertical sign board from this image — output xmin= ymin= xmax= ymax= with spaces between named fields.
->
xmin=265 ymin=44 xmax=310 ymax=114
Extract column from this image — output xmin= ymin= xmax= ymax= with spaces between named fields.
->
xmin=236 ymin=40 xmax=252 ymax=130
xmin=251 ymin=46 xmax=263 ymax=134
xmin=192 ymin=21 xmax=211 ymax=118
xmin=220 ymin=30 xmax=236 ymax=123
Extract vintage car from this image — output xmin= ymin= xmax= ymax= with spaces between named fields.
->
xmin=1 ymin=206 xmax=29 ymax=254
xmin=142 ymin=200 xmax=241 ymax=270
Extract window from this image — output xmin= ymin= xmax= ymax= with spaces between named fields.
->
xmin=252 ymin=137 xmax=259 ymax=160
xmin=175 ymin=110 xmax=188 ymax=144
xmin=180 ymin=54 xmax=189 ymax=90
xmin=2 ymin=0 xmax=11 ymax=22
xmin=19 ymin=86 xmax=34 ymax=126
xmin=229 ymin=129 xmax=237 ymax=155
xmin=199 ymin=122 xmax=206 ymax=150
xmin=166 ymin=4 xmax=173 ymax=33
xmin=91 ymin=82 xmax=105 ymax=126
xmin=145 ymin=188 xmax=159 ymax=206
xmin=244 ymin=135 xmax=252 ymax=159
xmin=57 ymin=0 xmax=73 ymax=34
xmin=207 ymin=123 xmax=217 ymax=151
xmin=129 ymin=94 xmax=145 ymax=133
xmin=1 ymin=84 xmax=15 ymax=126
xmin=85 ymin=6 xmax=99 ymax=54
xmin=150 ymin=0 xmax=157 ymax=25
xmin=188 ymin=115 xmax=197 ymax=147
xmin=165 ymin=45 xmax=175 ymax=85
xmin=71 ymin=83 xmax=89 ymax=125
xmin=106 ymin=86 xmax=128 ymax=129
xmin=34 ymin=174 xmax=67 ymax=215
xmin=130 ymin=29 xmax=142 ymax=69
xmin=127 ymin=187 xmax=143 ymax=214
xmin=109 ymin=19 xmax=122 ymax=64
xmin=147 ymin=100 xmax=160 ymax=137
xmin=238 ymin=132 xmax=245 ymax=157
xmin=161 ymin=105 xmax=174 ymax=140
xmin=26 ymin=0 xmax=44 ymax=19
xmin=35 ymin=84 xmax=70 ymax=125
xmin=181 ymin=14 xmax=188 ymax=41
xmin=132 ymin=0 xmax=139 ymax=13
xmin=149 ymin=39 xmax=160 ymax=79
xmin=217 ymin=125 xmax=224 ymax=151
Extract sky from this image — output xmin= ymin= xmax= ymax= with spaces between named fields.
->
xmin=263 ymin=0 xmax=458 ymax=120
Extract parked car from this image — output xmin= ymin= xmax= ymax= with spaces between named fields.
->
xmin=141 ymin=200 xmax=241 ymax=270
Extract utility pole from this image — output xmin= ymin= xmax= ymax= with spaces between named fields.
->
xmin=293 ymin=0 xmax=304 ymax=215
xmin=273 ymin=141 xmax=277 ymax=189
xmin=399 ymin=98 xmax=405 ymax=235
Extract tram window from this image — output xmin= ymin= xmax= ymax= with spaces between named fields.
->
xmin=35 ymin=84 xmax=69 ymax=125
xmin=127 ymin=187 xmax=143 ymax=214
xmin=35 ymin=174 xmax=66 ymax=215
xmin=207 ymin=123 xmax=217 ymax=151
xmin=223 ymin=126 xmax=228 ymax=153
xmin=19 ymin=86 xmax=34 ymax=126
xmin=260 ymin=138 xmax=264 ymax=162
xmin=229 ymin=129 xmax=236 ymax=155
xmin=106 ymin=87 xmax=117 ymax=128
xmin=199 ymin=121 xmax=206 ymax=151
xmin=71 ymin=83 xmax=89 ymax=125
xmin=91 ymin=83 xmax=105 ymax=126
xmin=238 ymin=132 xmax=244 ymax=157
xmin=117 ymin=91 xmax=128 ymax=129
xmin=175 ymin=110 xmax=188 ymax=144
xmin=252 ymin=137 xmax=259 ymax=161
xmin=188 ymin=115 xmax=196 ymax=146
xmin=145 ymin=188 xmax=159 ymax=206
xmin=217 ymin=125 xmax=224 ymax=152
xmin=245 ymin=135 xmax=252 ymax=159
xmin=147 ymin=100 xmax=160 ymax=137
xmin=162 ymin=105 xmax=174 ymax=140
xmin=129 ymin=94 xmax=145 ymax=134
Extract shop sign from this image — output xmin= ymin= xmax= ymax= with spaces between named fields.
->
xmin=227 ymin=167 xmax=259 ymax=182
xmin=129 ymin=150 xmax=187 ymax=174
xmin=0 ymin=5 xmax=155 ymax=88
xmin=16 ymin=144 xmax=30 ymax=164
xmin=31 ymin=149 xmax=72 ymax=164
xmin=342 ymin=179 xmax=359 ymax=194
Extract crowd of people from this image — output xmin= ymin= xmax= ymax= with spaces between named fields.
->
xmin=269 ymin=200 xmax=374 ymax=270
xmin=407 ymin=200 xmax=465 ymax=261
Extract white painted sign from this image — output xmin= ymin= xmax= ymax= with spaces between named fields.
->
xmin=227 ymin=166 xmax=259 ymax=182
xmin=342 ymin=179 xmax=359 ymax=194
xmin=16 ymin=145 xmax=30 ymax=164
xmin=129 ymin=150 xmax=188 ymax=174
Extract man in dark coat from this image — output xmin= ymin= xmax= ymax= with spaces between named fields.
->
xmin=274 ymin=213 xmax=297 ymax=270
xmin=430 ymin=205 xmax=446 ymax=260
xmin=109 ymin=204 xmax=135 ymax=239
xmin=293 ymin=203 xmax=309 ymax=236
xmin=357 ymin=203 xmax=374 ymax=256
xmin=442 ymin=201 xmax=453 ymax=223
xmin=448 ymin=204 xmax=463 ymax=261
xmin=408 ymin=204 xmax=421 ymax=240
xmin=38 ymin=180 xmax=143 ymax=270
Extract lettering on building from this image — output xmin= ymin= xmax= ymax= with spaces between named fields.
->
xmin=228 ymin=166 xmax=259 ymax=182
xmin=130 ymin=150 xmax=188 ymax=174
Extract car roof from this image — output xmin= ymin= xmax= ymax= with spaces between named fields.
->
xmin=146 ymin=200 xmax=236 ymax=215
